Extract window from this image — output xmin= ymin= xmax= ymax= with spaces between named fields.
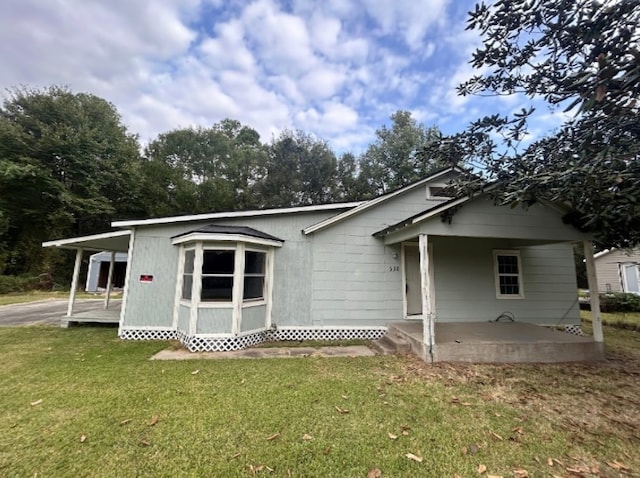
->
xmin=181 ymin=249 xmax=195 ymax=300
xmin=244 ymin=251 xmax=266 ymax=300
xmin=493 ymin=250 xmax=523 ymax=298
xmin=201 ymin=250 xmax=235 ymax=302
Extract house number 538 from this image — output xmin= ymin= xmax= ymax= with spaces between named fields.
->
xmin=388 ymin=266 xmax=400 ymax=272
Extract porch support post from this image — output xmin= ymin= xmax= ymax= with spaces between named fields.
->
xmin=104 ymin=252 xmax=115 ymax=310
xmin=67 ymin=248 xmax=83 ymax=317
xmin=419 ymin=234 xmax=434 ymax=362
xmin=584 ymin=241 xmax=603 ymax=343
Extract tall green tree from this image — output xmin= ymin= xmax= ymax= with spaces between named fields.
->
xmin=258 ymin=130 xmax=338 ymax=208
xmin=429 ymin=0 xmax=640 ymax=248
xmin=0 ymin=86 xmax=141 ymax=275
xmin=141 ymin=120 xmax=266 ymax=216
xmin=359 ymin=110 xmax=444 ymax=197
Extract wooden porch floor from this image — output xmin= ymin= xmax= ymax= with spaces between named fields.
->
xmin=62 ymin=300 xmax=121 ymax=328
xmin=389 ymin=321 xmax=604 ymax=363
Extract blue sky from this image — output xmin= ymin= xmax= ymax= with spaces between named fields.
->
xmin=0 ymin=0 xmax=567 ymax=154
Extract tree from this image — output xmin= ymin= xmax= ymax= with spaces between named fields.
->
xmin=428 ymin=0 xmax=640 ymax=248
xmin=359 ymin=111 xmax=444 ymax=197
xmin=141 ymin=120 xmax=266 ymax=216
xmin=257 ymin=130 xmax=338 ymax=208
xmin=0 ymin=86 xmax=141 ymax=275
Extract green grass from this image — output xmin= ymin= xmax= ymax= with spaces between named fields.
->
xmin=0 ymin=290 xmax=114 ymax=306
xmin=582 ymin=309 xmax=640 ymax=330
xmin=1 ymin=325 xmax=638 ymax=477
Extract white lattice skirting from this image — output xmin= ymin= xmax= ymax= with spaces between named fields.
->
xmin=121 ymin=327 xmax=386 ymax=352
xmin=563 ymin=325 xmax=585 ymax=336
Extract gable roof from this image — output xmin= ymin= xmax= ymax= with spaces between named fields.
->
xmin=112 ymin=202 xmax=363 ymax=228
xmin=302 ymin=166 xmax=465 ymax=235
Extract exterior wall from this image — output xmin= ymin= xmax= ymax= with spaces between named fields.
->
xmin=241 ymin=305 xmax=266 ymax=332
xmin=121 ymin=210 xmax=339 ymax=330
xmin=197 ymin=308 xmax=233 ymax=334
xmin=309 ymin=185 xmax=448 ymax=327
xmin=594 ymin=249 xmax=640 ymax=293
xmin=177 ymin=304 xmax=190 ymax=331
xmin=431 ymin=237 xmax=580 ymax=325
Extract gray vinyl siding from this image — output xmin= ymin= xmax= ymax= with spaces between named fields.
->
xmin=594 ymin=249 xmax=640 ymax=293
xmin=431 ymin=237 xmax=580 ymax=325
xmin=197 ymin=308 xmax=233 ymax=334
xmin=121 ymin=211 xmax=338 ymax=329
xmin=241 ymin=305 xmax=266 ymax=332
xmin=309 ymin=185 xmax=445 ymax=327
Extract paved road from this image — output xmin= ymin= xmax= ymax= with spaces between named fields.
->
xmin=0 ymin=299 xmax=120 ymax=326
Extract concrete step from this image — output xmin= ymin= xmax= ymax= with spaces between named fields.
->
xmin=371 ymin=333 xmax=411 ymax=355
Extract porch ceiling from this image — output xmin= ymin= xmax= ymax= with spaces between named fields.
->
xmin=42 ymin=230 xmax=131 ymax=253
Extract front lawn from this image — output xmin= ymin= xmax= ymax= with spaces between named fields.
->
xmin=1 ymin=325 xmax=638 ymax=477
xmin=0 ymin=290 xmax=107 ymax=306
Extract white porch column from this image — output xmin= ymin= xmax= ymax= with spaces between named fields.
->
xmin=584 ymin=241 xmax=604 ymax=343
xmin=67 ymin=248 xmax=83 ymax=317
xmin=419 ymin=234 xmax=434 ymax=362
xmin=104 ymin=252 xmax=115 ymax=310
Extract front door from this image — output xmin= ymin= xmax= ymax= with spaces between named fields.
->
xmin=622 ymin=263 xmax=640 ymax=294
xmin=404 ymin=245 xmax=422 ymax=316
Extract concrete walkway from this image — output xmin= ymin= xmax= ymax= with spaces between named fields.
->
xmin=151 ymin=345 xmax=376 ymax=360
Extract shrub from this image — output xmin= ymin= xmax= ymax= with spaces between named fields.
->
xmin=600 ymin=292 xmax=640 ymax=313
xmin=0 ymin=275 xmax=40 ymax=294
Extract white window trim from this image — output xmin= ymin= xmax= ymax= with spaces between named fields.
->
xmin=493 ymin=250 xmax=524 ymax=299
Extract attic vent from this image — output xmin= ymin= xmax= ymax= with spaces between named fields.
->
xmin=427 ymin=186 xmax=450 ymax=199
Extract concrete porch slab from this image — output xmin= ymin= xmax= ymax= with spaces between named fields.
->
xmin=150 ymin=345 xmax=376 ymax=360
xmin=61 ymin=301 xmax=121 ymax=327
xmin=388 ymin=321 xmax=605 ymax=363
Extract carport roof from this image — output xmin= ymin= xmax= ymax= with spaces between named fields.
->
xmin=42 ymin=230 xmax=131 ymax=252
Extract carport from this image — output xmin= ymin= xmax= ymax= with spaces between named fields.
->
xmin=42 ymin=231 xmax=131 ymax=326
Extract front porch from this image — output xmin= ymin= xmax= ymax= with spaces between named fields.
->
xmin=61 ymin=300 xmax=122 ymax=328
xmin=386 ymin=321 xmax=605 ymax=363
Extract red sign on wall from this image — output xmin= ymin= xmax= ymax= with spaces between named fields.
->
xmin=139 ymin=275 xmax=154 ymax=283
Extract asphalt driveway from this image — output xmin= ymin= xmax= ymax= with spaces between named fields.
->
xmin=0 ymin=299 xmax=120 ymax=326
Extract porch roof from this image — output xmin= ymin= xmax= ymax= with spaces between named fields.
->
xmin=42 ymin=230 xmax=131 ymax=253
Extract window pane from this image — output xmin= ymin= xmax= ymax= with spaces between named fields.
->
xmin=245 ymin=251 xmax=265 ymax=274
xmin=182 ymin=274 xmax=193 ymax=300
xmin=499 ymin=275 xmax=520 ymax=295
xmin=184 ymin=250 xmax=195 ymax=274
xmin=201 ymin=276 xmax=233 ymax=301
xmin=202 ymin=250 xmax=235 ymax=274
xmin=243 ymin=277 xmax=264 ymax=300
xmin=498 ymin=255 xmax=518 ymax=274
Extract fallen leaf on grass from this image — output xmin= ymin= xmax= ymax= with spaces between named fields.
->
xmin=341 ymin=395 xmax=348 ymax=400
xmin=334 ymin=406 xmax=349 ymax=414
xmin=140 ymin=439 xmax=151 ymax=446
xmin=148 ymin=416 xmax=159 ymax=426
xmin=387 ymin=432 xmax=398 ymax=440
xmin=401 ymin=430 xmax=409 ymax=436
xmin=547 ymin=458 xmax=554 ymax=466
xmin=231 ymin=452 xmax=241 ymax=459
xmin=302 ymin=434 xmax=313 ymax=441
xmin=512 ymin=468 xmax=528 ymax=478
xmin=489 ymin=431 xmax=503 ymax=441
xmin=406 ymin=453 xmax=423 ymax=463
xmin=119 ymin=418 xmax=132 ymax=425
xmin=30 ymin=399 xmax=43 ymax=406
xmin=266 ymin=433 xmax=280 ymax=441
xmin=80 ymin=435 xmax=86 ymax=443
xmin=191 ymin=369 xmax=200 ymax=375
xmin=487 ymin=475 xmax=503 ymax=478
xmin=367 ymin=468 xmax=382 ymax=478
xmin=249 ymin=464 xmax=264 ymax=475
xmin=478 ymin=463 xmax=487 ymax=474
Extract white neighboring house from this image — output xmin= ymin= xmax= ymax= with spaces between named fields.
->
xmin=593 ymin=248 xmax=640 ymax=295
xmin=86 ymin=252 xmax=128 ymax=292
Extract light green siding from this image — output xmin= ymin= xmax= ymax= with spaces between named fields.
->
xmin=241 ymin=305 xmax=266 ymax=332
xmin=431 ymin=237 xmax=580 ymax=325
xmin=177 ymin=304 xmax=190 ymax=331
xmin=197 ymin=308 xmax=233 ymax=334
xmin=309 ymin=185 xmax=443 ymax=327
xmin=594 ymin=249 xmax=640 ymax=293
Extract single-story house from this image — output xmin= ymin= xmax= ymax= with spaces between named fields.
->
xmin=86 ymin=251 xmax=128 ymax=292
xmin=594 ymin=248 xmax=640 ymax=294
xmin=43 ymin=167 xmax=606 ymax=362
